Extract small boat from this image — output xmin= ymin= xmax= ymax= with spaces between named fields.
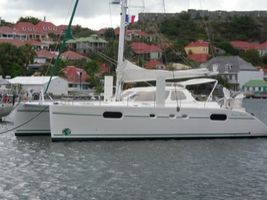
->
xmin=0 ymin=94 xmax=15 ymax=120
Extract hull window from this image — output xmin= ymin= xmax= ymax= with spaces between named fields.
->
xmin=149 ymin=114 xmax=156 ymax=118
xmin=210 ymin=114 xmax=227 ymax=121
xmin=103 ymin=112 xmax=123 ymax=119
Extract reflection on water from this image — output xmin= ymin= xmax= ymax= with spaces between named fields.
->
xmin=0 ymin=99 xmax=267 ymax=200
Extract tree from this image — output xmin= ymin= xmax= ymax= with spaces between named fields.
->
xmin=216 ymin=42 xmax=239 ymax=55
xmin=104 ymin=28 xmax=115 ymax=40
xmin=17 ymin=16 xmax=41 ymax=25
xmin=240 ymin=49 xmax=262 ymax=66
xmin=84 ymin=61 xmax=102 ymax=92
xmin=18 ymin=44 xmax=36 ymax=68
xmin=72 ymin=25 xmax=94 ymax=38
xmin=0 ymin=43 xmax=34 ymax=77
xmin=262 ymin=54 xmax=267 ymax=66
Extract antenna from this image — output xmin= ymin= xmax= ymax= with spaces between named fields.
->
xmin=162 ymin=0 xmax=166 ymax=13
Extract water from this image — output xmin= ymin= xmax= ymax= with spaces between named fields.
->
xmin=0 ymin=99 xmax=267 ymax=200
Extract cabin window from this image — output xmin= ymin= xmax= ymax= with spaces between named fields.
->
xmin=103 ymin=112 xmax=123 ymax=119
xmin=134 ymin=91 xmax=169 ymax=101
xmin=210 ymin=114 xmax=227 ymax=121
xmin=134 ymin=91 xmax=155 ymax=101
xmin=170 ymin=91 xmax=186 ymax=100
xmin=120 ymin=91 xmax=135 ymax=100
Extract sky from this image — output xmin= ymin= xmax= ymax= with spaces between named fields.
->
xmin=1 ymin=0 xmax=267 ymax=30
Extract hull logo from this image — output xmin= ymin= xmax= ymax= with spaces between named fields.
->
xmin=62 ymin=128 xmax=71 ymax=136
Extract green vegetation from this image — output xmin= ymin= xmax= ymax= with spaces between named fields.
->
xmin=0 ymin=43 xmax=36 ymax=77
xmin=72 ymin=25 xmax=94 ymax=38
xmin=17 ymin=16 xmax=41 ymax=25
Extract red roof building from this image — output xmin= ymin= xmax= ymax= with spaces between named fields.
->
xmin=0 ymin=26 xmax=15 ymax=39
xmin=230 ymin=40 xmax=260 ymax=51
xmin=0 ymin=38 xmax=25 ymax=47
xmin=186 ymin=40 xmax=209 ymax=48
xmin=131 ymin=42 xmax=162 ymax=60
xmin=144 ymin=59 xmax=165 ymax=69
xmin=0 ymin=21 xmax=65 ymax=42
xmin=184 ymin=40 xmax=209 ymax=55
xmin=63 ymin=66 xmax=88 ymax=83
xmin=188 ymin=54 xmax=209 ymax=63
xmin=184 ymin=40 xmax=210 ymax=63
xmin=36 ymin=50 xmax=56 ymax=59
xmin=98 ymin=62 xmax=110 ymax=74
xmin=60 ymin=50 xmax=88 ymax=61
xmin=131 ymin=42 xmax=161 ymax=54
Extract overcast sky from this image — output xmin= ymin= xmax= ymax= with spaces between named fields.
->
xmin=1 ymin=0 xmax=267 ymax=30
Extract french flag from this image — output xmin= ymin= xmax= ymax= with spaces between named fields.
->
xmin=125 ymin=14 xmax=135 ymax=24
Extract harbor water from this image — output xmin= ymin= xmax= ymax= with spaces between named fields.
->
xmin=0 ymin=99 xmax=267 ymax=200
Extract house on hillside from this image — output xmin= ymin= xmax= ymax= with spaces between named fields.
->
xmin=125 ymin=29 xmax=156 ymax=42
xmin=14 ymin=21 xmax=63 ymax=42
xmin=0 ymin=38 xmax=49 ymax=50
xmin=60 ymin=50 xmax=88 ymax=61
xmin=184 ymin=40 xmax=210 ymax=63
xmin=63 ymin=66 xmax=91 ymax=94
xmin=185 ymin=40 xmax=209 ymax=55
xmin=0 ymin=20 xmax=65 ymax=44
xmin=144 ymin=59 xmax=165 ymax=69
xmin=230 ymin=40 xmax=267 ymax=57
xmin=230 ymin=41 xmax=258 ymax=51
xmin=131 ymin=42 xmax=162 ymax=60
xmin=0 ymin=26 xmax=15 ymax=39
xmin=28 ymin=50 xmax=56 ymax=70
xmin=203 ymin=56 xmax=264 ymax=91
xmin=66 ymin=34 xmax=107 ymax=54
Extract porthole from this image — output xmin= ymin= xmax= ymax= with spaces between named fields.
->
xmin=103 ymin=112 xmax=123 ymax=119
xmin=149 ymin=114 xmax=156 ymax=118
xmin=169 ymin=114 xmax=176 ymax=119
xmin=210 ymin=114 xmax=227 ymax=121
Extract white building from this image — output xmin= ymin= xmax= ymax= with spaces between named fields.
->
xmin=9 ymin=76 xmax=68 ymax=95
xmin=203 ymin=56 xmax=264 ymax=91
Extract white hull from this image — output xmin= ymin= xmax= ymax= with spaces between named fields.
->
xmin=14 ymin=102 xmax=50 ymax=136
xmin=50 ymin=103 xmax=267 ymax=141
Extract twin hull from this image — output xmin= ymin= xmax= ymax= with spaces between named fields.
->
xmin=49 ymin=104 xmax=267 ymax=140
xmin=14 ymin=103 xmax=50 ymax=135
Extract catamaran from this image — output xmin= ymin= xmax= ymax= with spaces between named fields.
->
xmin=14 ymin=0 xmax=267 ymax=140
xmin=49 ymin=0 xmax=267 ymax=140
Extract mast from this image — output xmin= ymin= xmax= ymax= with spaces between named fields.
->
xmin=44 ymin=0 xmax=79 ymax=94
xmin=115 ymin=0 xmax=127 ymax=100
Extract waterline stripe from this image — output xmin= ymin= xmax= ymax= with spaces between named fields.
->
xmin=52 ymin=112 xmax=101 ymax=117
xmin=17 ymin=110 xmax=49 ymax=113
xmin=228 ymin=117 xmax=254 ymax=120
xmin=52 ymin=112 xmax=255 ymax=120
xmin=16 ymin=129 xmax=50 ymax=132
xmin=52 ymin=132 xmax=251 ymax=137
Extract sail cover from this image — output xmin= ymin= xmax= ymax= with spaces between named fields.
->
xmin=118 ymin=60 xmax=218 ymax=83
